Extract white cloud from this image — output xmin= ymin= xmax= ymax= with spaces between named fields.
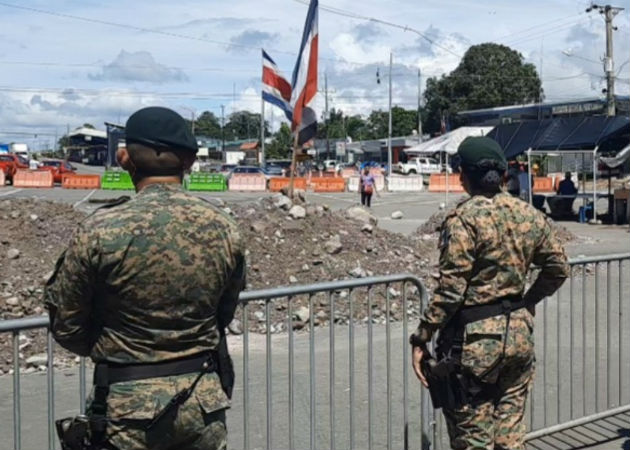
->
xmin=89 ymin=50 xmax=188 ymax=83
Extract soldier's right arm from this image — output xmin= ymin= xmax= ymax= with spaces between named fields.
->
xmin=44 ymin=225 xmax=96 ymax=356
xmin=524 ymin=218 xmax=570 ymax=304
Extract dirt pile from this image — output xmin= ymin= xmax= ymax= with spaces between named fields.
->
xmin=0 ymin=195 xmax=439 ymax=372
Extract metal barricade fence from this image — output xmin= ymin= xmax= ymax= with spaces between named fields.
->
xmin=1 ymin=254 xmax=629 ymax=450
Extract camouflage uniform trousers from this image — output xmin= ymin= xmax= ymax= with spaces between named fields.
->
xmin=92 ymin=372 xmax=230 ymax=450
xmin=443 ymin=311 xmax=535 ymax=450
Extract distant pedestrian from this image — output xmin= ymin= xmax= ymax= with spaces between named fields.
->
xmin=359 ymin=167 xmax=375 ymax=207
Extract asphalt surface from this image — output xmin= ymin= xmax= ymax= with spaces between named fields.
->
xmin=1 ymin=168 xmax=629 ymax=449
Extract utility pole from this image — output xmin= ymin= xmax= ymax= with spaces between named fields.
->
xmin=388 ymin=52 xmax=393 ymax=177
xmin=417 ymin=68 xmax=423 ymax=143
xmin=324 ymin=72 xmax=330 ymax=160
xmin=221 ymin=104 xmax=225 ymax=154
xmin=587 ymin=3 xmax=624 ymax=116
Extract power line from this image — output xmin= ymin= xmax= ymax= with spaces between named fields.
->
xmin=494 ymin=12 xmax=586 ymax=41
xmin=504 ymin=17 xmax=593 ymax=46
xmin=291 ymin=0 xmax=463 ymax=58
xmin=0 ymin=1 xmax=373 ymax=68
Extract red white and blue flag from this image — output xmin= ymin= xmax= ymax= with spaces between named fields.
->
xmin=262 ymin=50 xmax=293 ymax=122
xmin=290 ymin=0 xmax=318 ymax=133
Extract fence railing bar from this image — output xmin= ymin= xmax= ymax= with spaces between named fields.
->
xmin=79 ymin=358 xmax=86 ymax=415
xmin=556 ymin=288 xmax=561 ymax=425
xmin=402 ymin=282 xmax=409 ymax=450
xmin=13 ymin=331 xmax=21 ymax=450
xmin=526 ymin=404 xmax=630 ymax=441
xmin=243 ymin=303 xmax=250 ymax=450
xmin=265 ymin=300 xmax=272 ymax=450
xmin=47 ymin=331 xmax=55 ymax=450
xmin=349 ymin=288 xmax=355 ymax=450
xmin=617 ymin=261 xmax=627 ymax=405
xmin=288 ymin=298 xmax=294 ymax=450
xmin=386 ymin=283 xmax=392 ymax=450
xmin=606 ymin=260 xmax=612 ymax=409
xmin=582 ymin=264 xmax=587 ymax=418
xmin=569 ymin=267 xmax=575 ymax=419
xmin=543 ymin=295 xmax=549 ymax=427
xmin=595 ymin=262 xmax=600 ymax=412
xmin=367 ymin=286 xmax=374 ymax=450
xmin=328 ymin=291 xmax=335 ymax=450
xmin=309 ymin=293 xmax=316 ymax=450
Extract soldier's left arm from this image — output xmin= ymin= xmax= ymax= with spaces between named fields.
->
xmin=411 ymin=215 xmax=475 ymax=344
xmin=523 ymin=218 xmax=569 ymax=304
xmin=217 ymin=229 xmax=246 ymax=329
xmin=44 ymin=224 xmax=96 ymax=356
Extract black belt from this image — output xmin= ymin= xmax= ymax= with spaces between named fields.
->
xmin=450 ymin=294 xmax=529 ymax=328
xmin=95 ymin=353 xmax=216 ymax=385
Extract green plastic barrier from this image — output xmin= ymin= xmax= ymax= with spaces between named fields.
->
xmin=101 ymin=171 xmax=134 ymax=190
xmin=184 ymin=173 xmax=227 ymax=191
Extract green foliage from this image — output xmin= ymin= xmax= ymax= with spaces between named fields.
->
xmin=224 ymin=111 xmax=269 ymax=141
xmin=266 ymin=123 xmax=293 ymax=159
xmin=193 ymin=111 xmax=221 ymax=137
xmin=423 ymin=43 xmax=543 ymax=134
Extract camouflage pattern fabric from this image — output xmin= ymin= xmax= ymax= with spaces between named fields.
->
xmin=412 ymin=192 xmax=569 ymax=450
xmin=45 ymin=182 xmax=245 ymax=449
xmin=102 ymin=373 xmax=228 ymax=450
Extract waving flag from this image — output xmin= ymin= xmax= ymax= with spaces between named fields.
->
xmin=290 ymin=0 xmax=318 ymax=132
xmin=262 ymin=50 xmax=293 ymax=121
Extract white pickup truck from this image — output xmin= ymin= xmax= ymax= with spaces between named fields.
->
xmin=396 ymin=157 xmax=449 ymax=175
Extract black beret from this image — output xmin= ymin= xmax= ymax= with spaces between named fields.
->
xmin=457 ymin=136 xmax=506 ymax=171
xmin=125 ymin=107 xmax=198 ymax=154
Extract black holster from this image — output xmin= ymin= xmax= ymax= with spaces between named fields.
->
xmin=216 ymin=330 xmax=235 ymax=399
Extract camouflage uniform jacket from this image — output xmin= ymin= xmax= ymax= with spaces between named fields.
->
xmin=413 ymin=191 xmax=569 ymax=343
xmin=44 ymin=183 xmax=246 ymax=364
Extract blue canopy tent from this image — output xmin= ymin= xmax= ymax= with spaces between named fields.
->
xmin=487 ymin=116 xmax=630 ymax=219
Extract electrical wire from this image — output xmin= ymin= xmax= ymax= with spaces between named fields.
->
xmin=291 ymin=0 xmax=463 ymax=58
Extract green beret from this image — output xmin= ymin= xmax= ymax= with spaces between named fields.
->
xmin=457 ymin=136 xmax=506 ymax=171
xmin=125 ymin=106 xmax=198 ymax=154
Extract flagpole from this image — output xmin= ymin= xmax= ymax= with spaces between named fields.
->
xmin=260 ymin=47 xmax=266 ymax=168
xmin=289 ymin=132 xmax=299 ymax=198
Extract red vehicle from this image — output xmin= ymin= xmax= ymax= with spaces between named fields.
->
xmin=39 ymin=159 xmax=76 ymax=183
xmin=0 ymin=153 xmax=29 ymax=183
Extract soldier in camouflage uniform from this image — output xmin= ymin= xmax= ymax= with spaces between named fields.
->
xmin=45 ymin=107 xmax=245 ymax=450
xmin=410 ymin=137 xmax=569 ymax=450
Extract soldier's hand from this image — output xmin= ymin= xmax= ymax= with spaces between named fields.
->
xmin=412 ymin=346 xmax=428 ymax=388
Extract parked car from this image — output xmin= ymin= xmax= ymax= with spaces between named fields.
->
xmin=396 ymin=157 xmax=450 ymax=175
xmin=227 ymin=166 xmax=270 ymax=180
xmin=263 ymin=164 xmax=284 ymax=176
xmin=39 ymin=159 xmax=76 ymax=183
xmin=0 ymin=153 xmax=29 ymax=183
xmin=219 ymin=164 xmax=237 ymax=175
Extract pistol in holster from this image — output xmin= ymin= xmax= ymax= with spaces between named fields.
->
xmin=421 ymin=355 xmax=471 ymax=410
xmin=55 ymin=415 xmax=93 ymax=450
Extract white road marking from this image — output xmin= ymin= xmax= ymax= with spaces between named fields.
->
xmin=73 ymin=189 xmax=97 ymax=208
xmin=0 ymin=188 xmax=21 ymax=197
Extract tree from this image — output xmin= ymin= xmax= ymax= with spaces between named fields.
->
xmin=266 ymin=123 xmax=292 ymax=159
xmin=82 ymin=123 xmax=95 ymax=129
xmin=193 ymin=111 xmax=221 ymax=137
xmin=423 ymin=43 xmax=543 ymax=134
xmin=224 ymin=111 xmax=269 ymax=141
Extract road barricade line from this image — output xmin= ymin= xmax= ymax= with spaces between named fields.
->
xmin=12 ymin=170 xmax=54 ymax=188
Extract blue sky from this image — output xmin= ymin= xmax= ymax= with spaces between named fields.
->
xmin=0 ymin=0 xmax=628 ymax=149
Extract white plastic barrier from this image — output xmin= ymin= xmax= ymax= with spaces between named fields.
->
xmin=347 ymin=176 xmax=360 ymax=192
xmin=228 ymin=174 xmax=267 ymax=192
xmin=387 ymin=175 xmax=424 ymax=192
xmin=348 ymin=175 xmax=386 ymax=192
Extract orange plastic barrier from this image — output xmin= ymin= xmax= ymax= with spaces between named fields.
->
xmin=533 ymin=177 xmax=554 ymax=193
xmin=310 ymin=177 xmax=346 ymax=192
xmin=0 ymin=170 xmax=5 ymax=187
xmin=62 ymin=174 xmax=101 ymax=189
xmin=268 ymin=177 xmax=307 ymax=192
xmin=428 ymin=174 xmax=464 ymax=193
xmin=228 ymin=174 xmax=267 ymax=192
xmin=12 ymin=170 xmax=54 ymax=188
